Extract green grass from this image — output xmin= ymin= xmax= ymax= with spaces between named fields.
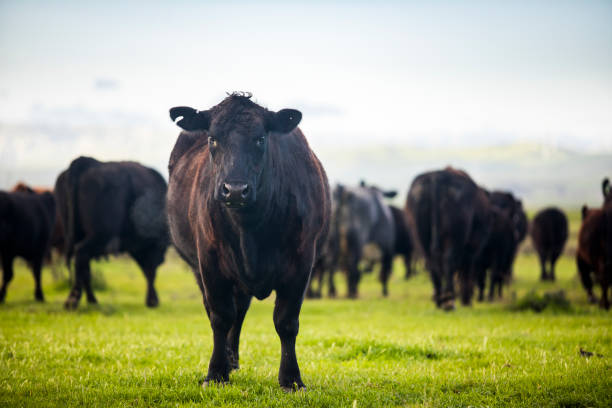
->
xmin=1 ymin=248 xmax=611 ymax=407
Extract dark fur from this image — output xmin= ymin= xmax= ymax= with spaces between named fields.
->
xmin=11 ymin=183 xmax=65 ymax=257
xmin=577 ymin=206 xmax=609 ymax=309
xmin=475 ymin=190 xmax=527 ymax=301
xmin=332 ymin=184 xmax=396 ymax=298
xmin=166 ymin=94 xmax=330 ymax=390
xmin=530 ymin=207 xmax=568 ymax=282
xmin=406 ymin=168 xmax=492 ymax=310
xmin=55 ymin=157 xmax=169 ymax=309
xmin=0 ymin=191 xmax=56 ymax=302
xmin=389 ymin=205 xmax=415 ymax=279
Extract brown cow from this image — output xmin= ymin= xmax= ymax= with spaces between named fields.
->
xmin=577 ymin=206 xmax=609 ymax=309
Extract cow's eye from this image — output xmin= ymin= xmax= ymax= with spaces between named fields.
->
xmin=255 ymin=136 xmax=265 ymax=147
xmin=209 ymin=137 xmax=218 ymax=148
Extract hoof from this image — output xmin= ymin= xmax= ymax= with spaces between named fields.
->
xmin=280 ymin=382 xmax=306 ymax=393
xmin=146 ymin=298 xmax=159 ymax=308
xmin=202 ymin=377 xmax=229 ymax=388
xmin=441 ymin=299 xmax=455 ymax=311
xmin=64 ymin=297 xmax=79 ymax=310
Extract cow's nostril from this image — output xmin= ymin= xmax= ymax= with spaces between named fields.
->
xmin=241 ymin=185 xmax=250 ymax=198
xmin=222 ymin=183 xmax=230 ymax=197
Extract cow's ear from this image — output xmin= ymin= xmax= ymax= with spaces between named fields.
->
xmin=603 ymin=178 xmax=610 ymax=197
xmin=383 ymin=190 xmax=397 ymax=199
xmin=581 ymin=205 xmax=588 ymax=220
xmin=169 ymin=106 xmax=211 ymax=131
xmin=267 ymin=109 xmax=302 ymax=133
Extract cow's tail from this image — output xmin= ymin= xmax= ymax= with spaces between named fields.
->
xmin=63 ymin=156 xmax=98 ymax=269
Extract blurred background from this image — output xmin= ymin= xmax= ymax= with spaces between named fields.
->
xmin=1 ymin=0 xmax=611 ymax=207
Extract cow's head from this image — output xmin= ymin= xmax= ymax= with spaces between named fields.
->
xmin=170 ymin=93 xmax=301 ymax=209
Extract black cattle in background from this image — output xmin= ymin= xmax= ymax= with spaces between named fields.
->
xmin=406 ymin=167 xmax=492 ymax=310
xmin=389 ymin=205 xmax=415 ymax=279
xmin=530 ymin=207 xmax=568 ymax=282
xmin=166 ymin=93 xmax=330 ymax=390
xmin=11 ymin=183 xmax=65 ymax=266
xmin=474 ymin=190 xmax=527 ymax=301
xmin=0 ymin=191 xmax=56 ymax=303
xmin=333 ymin=183 xmax=397 ymax=298
xmin=55 ymin=156 xmax=169 ymax=309
xmin=307 ymin=188 xmax=340 ymax=299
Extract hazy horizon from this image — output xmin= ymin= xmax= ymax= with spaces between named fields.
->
xmin=1 ymin=0 xmax=611 ymax=205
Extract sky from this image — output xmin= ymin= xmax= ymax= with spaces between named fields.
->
xmin=0 ymin=0 xmax=611 ymax=191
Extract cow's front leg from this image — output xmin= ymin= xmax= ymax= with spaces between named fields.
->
xmin=202 ymin=281 xmax=235 ymax=386
xmin=274 ymin=266 xmax=310 ymax=391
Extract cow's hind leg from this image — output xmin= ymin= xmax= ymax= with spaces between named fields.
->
xmin=577 ymin=256 xmax=597 ymax=304
xmin=31 ymin=257 xmax=44 ymax=302
xmin=0 ymin=254 xmax=14 ymax=303
xmin=65 ymin=238 xmax=97 ymax=309
xmin=598 ymin=261 xmax=610 ymax=310
xmin=132 ymin=250 xmax=160 ymax=308
xmin=549 ymin=248 xmax=563 ymax=282
xmin=226 ymin=290 xmax=251 ymax=370
xmin=327 ymin=267 xmax=336 ymax=298
xmin=538 ymin=253 xmax=548 ymax=281
xmin=346 ymin=252 xmax=362 ymax=299
xmin=440 ymin=248 xmax=458 ymax=310
xmin=378 ymin=253 xmax=393 ymax=297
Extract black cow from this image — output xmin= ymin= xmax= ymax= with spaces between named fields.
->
xmin=55 ymin=157 xmax=169 ymax=309
xmin=166 ymin=93 xmax=330 ymax=390
xmin=389 ymin=205 xmax=415 ymax=279
xmin=530 ymin=207 xmax=568 ymax=282
xmin=406 ymin=168 xmax=491 ymax=310
xmin=334 ymin=183 xmax=397 ymax=298
xmin=307 ymin=191 xmax=341 ymax=299
xmin=474 ymin=190 xmax=527 ymax=301
xmin=0 ymin=191 xmax=56 ymax=302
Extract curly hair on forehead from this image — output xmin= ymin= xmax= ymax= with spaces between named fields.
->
xmin=208 ymin=92 xmax=269 ymax=129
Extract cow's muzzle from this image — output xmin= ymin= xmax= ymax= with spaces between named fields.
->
xmin=218 ymin=182 xmax=254 ymax=208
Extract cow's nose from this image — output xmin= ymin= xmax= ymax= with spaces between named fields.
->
xmin=221 ymin=183 xmax=250 ymax=202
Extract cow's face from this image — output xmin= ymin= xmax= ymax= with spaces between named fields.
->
xmin=170 ymin=95 xmax=301 ymax=209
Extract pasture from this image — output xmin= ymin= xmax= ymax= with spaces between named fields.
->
xmin=1 ymin=216 xmax=611 ymax=407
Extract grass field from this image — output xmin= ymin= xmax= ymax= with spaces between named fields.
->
xmin=1 ymin=238 xmax=611 ymax=407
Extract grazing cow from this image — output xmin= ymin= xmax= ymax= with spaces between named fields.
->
xmin=11 ymin=183 xmax=65 ymax=257
xmin=334 ymin=183 xmax=396 ymax=298
xmin=55 ymin=157 xmax=169 ymax=309
xmin=166 ymin=93 xmax=330 ymax=390
xmin=577 ymin=206 xmax=609 ymax=309
xmin=530 ymin=207 xmax=568 ymax=282
xmin=406 ymin=168 xmax=491 ymax=310
xmin=0 ymin=191 xmax=56 ymax=302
